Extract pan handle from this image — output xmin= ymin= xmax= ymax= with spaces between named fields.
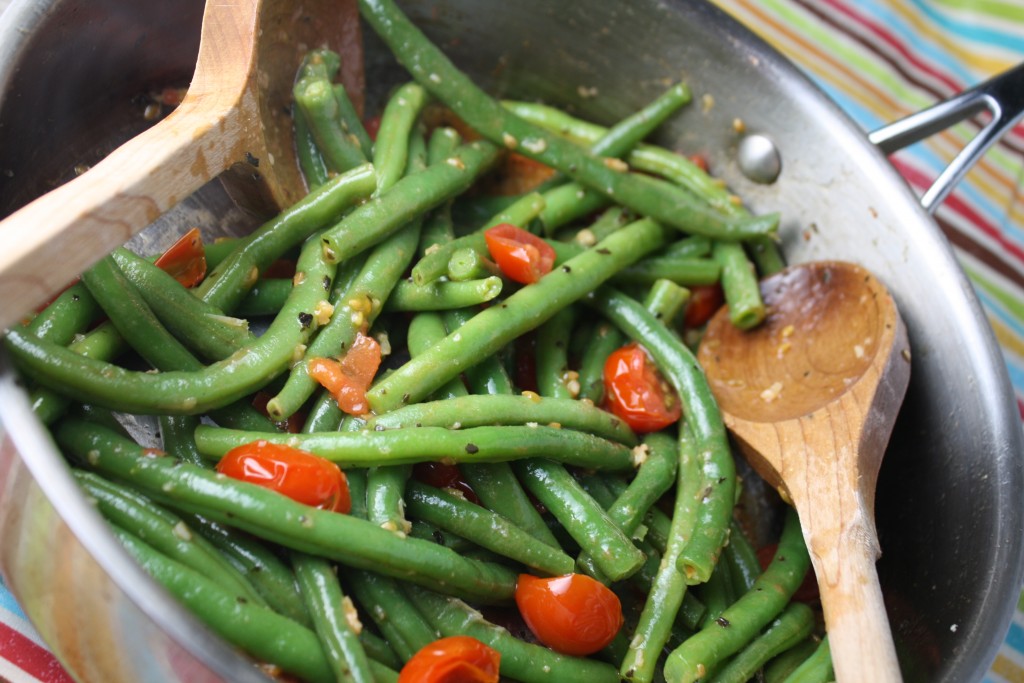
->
xmin=867 ymin=62 xmax=1024 ymax=214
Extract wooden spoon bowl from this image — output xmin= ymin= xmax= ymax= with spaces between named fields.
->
xmin=698 ymin=260 xmax=912 ymax=682
xmin=0 ymin=0 xmax=362 ymax=329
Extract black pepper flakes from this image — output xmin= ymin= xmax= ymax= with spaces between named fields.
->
xmin=322 ymin=275 xmax=332 ymax=291
xmin=562 ymin=265 xmax=572 ymax=273
xmin=245 ymin=151 xmax=260 ymax=167
xmin=298 ymin=312 xmax=314 ymax=329
xmin=716 ymin=617 xmax=731 ymax=628
xmin=596 ymin=248 xmax=611 ymax=255
xmin=465 ymin=443 xmax=480 ymax=454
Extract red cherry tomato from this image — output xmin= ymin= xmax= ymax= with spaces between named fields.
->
xmin=216 ymin=440 xmax=350 ymax=513
xmin=308 ymin=331 xmax=382 ymax=416
xmin=484 ymin=224 xmax=556 ymax=285
xmin=602 ymin=343 xmax=682 ymax=433
xmin=683 ymin=283 xmax=724 ymax=329
xmin=757 ymin=544 xmax=820 ymax=604
xmin=514 ymin=573 xmax=623 ymax=656
xmin=398 ymin=636 xmax=500 ymax=683
xmin=154 ymin=227 xmax=207 ymax=288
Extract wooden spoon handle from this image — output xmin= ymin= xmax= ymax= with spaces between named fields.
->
xmin=0 ymin=101 xmax=246 ymax=328
xmin=799 ymin=505 xmax=903 ymax=682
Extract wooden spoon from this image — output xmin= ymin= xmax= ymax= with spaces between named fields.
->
xmin=0 ymin=0 xmax=362 ymax=329
xmin=697 ymin=260 xmax=911 ymax=682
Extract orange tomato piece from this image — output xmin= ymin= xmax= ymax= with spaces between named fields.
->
xmin=308 ymin=332 xmax=382 ymax=416
xmin=154 ymin=227 xmax=207 ymax=288
xmin=216 ymin=440 xmax=350 ymax=513
xmin=398 ymin=636 xmax=500 ymax=683
xmin=603 ymin=342 xmax=682 ymax=433
xmin=484 ymin=223 xmax=556 ymax=285
xmin=514 ymin=573 xmax=623 ymax=656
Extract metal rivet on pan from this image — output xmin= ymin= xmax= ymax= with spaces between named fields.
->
xmin=737 ymin=133 xmax=781 ymax=184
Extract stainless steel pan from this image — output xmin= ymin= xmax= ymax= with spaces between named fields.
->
xmin=0 ymin=0 xmax=1022 ymax=681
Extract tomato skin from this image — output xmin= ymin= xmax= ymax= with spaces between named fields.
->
xmin=398 ymin=636 xmax=500 ymax=683
xmin=683 ymin=283 xmax=724 ymax=329
xmin=308 ymin=332 xmax=382 ymax=416
xmin=514 ymin=573 xmax=623 ymax=656
xmin=154 ymin=227 xmax=207 ymax=288
xmin=484 ymin=223 xmax=556 ymax=285
xmin=216 ymin=440 xmax=350 ymax=513
xmin=602 ymin=343 xmax=682 ymax=433
xmin=413 ymin=462 xmax=480 ymax=505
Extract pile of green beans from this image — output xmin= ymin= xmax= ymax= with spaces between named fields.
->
xmin=5 ymin=2 xmax=835 ymax=681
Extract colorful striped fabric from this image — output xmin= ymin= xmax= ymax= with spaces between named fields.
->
xmin=0 ymin=1 xmax=1022 ymax=682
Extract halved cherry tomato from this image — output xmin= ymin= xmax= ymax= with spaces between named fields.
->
xmin=250 ymin=391 xmax=305 ymax=433
xmin=514 ymin=573 xmax=623 ymax=656
xmin=757 ymin=544 xmax=820 ymax=604
xmin=154 ymin=227 xmax=207 ymax=288
xmin=603 ymin=343 xmax=681 ymax=433
xmin=308 ymin=332 xmax=382 ymax=416
xmin=413 ymin=462 xmax=480 ymax=504
xmin=398 ymin=636 xmax=500 ymax=683
xmin=483 ymin=224 xmax=556 ymax=285
xmin=683 ymin=283 xmax=724 ymax=329
xmin=216 ymin=440 xmax=350 ymax=513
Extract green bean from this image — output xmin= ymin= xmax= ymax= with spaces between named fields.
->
xmin=186 ymin=515 xmax=312 ymax=627
xmin=511 ymin=459 xmax=644 ymax=581
xmin=156 ymin=414 xmax=203 ymax=467
xmin=408 ymin=519 xmax=478 ymax=554
xmin=345 ymin=569 xmax=439 ymax=662
xmin=196 ymin=163 xmax=375 ymax=312
xmin=383 ymin=276 xmax=503 ymax=312
xmin=696 ymin=558 xmax=737 ymax=627
xmin=614 ymin=255 xmax=720 ymax=288
xmin=111 ymin=248 xmax=252 ymax=360
xmin=441 ymin=308 xmax=515 ymax=397
xmin=9 ymin=233 xmax=338 ymax=415
xmin=403 ymin=584 xmax=621 ymax=683
xmin=575 ymin=321 xmax=623 ymax=404
xmin=536 ymin=82 xmax=694 ymax=233
xmin=707 ymin=602 xmax=815 ymax=683
xmin=365 ymin=394 xmax=636 ymax=445
xmin=292 ymin=552 xmax=377 ymax=683
xmin=576 ymin=431 xmax=676 ymax=583
xmin=357 ymin=0 xmax=778 ymax=241
xmin=585 ymin=286 xmax=735 ymax=584
xmin=406 ymin=480 xmax=573 ymax=575
xmin=295 ymin=76 xmax=369 ymax=174
xmin=294 ymin=100 xmax=331 ymax=190
xmin=663 ymin=508 xmax=811 ymax=682
xmin=23 ymin=282 xmax=100 ymax=345
xmin=781 ymin=636 xmax=833 ymax=683
xmin=505 ymin=99 xmax=786 ymax=276
xmin=644 ymin=279 xmax=691 ymax=326
xmin=332 ymin=84 xmax=375 ymax=161
xmin=59 ymin=418 xmax=519 ymax=604
xmin=620 ymin=424 xmax=701 ymax=683
xmin=534 ymin=306 xmax=577 ymax=399
xmin=369 ymin=217 xmax=672 ymax=412
xmin=299 ymin=47 xmax=342 ymax=83
xmin=411 ymin=191 xmax=545 ymax=286
xmin=359 ymin=630 xmax=402 ymax=671
xmin=597 ymin=474 xmax=675 ymax=557
xmin=560 ymin=206 xmax=632 ymax=247
xmin=75 ymin=470 xmax=267 ymax=605
xmin=320 ymin=141 xmax=500 ymax=264
xmin=763 ymin=638 xmax=819 ymax=683
xmin=372 ymin=82 xmax=429 ymax=191
xmin=234 ymin=278 xmax=293 ymax=317
xmin=712 ymin=240 xmax=765 ymax=329
xmin=269 ymin=219 xmax=421 ymax=421
xmin=80 ymin=254 xmax=200 ymax=372
xmin=195 ymin=423 xmax=634 ymax=472
xmin=446 ymin=246 xmax=498 ymax=282
xmin=366 ymin=464 xmax=413 ymax=534
xmin=111 ymin=527 xmax=334 ymax=683
xmin=724 ymin=519 xmax=761 ymax=595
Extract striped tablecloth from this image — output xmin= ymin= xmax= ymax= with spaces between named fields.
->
xmin=1 ymin=0 xmax=1022 ymax=681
